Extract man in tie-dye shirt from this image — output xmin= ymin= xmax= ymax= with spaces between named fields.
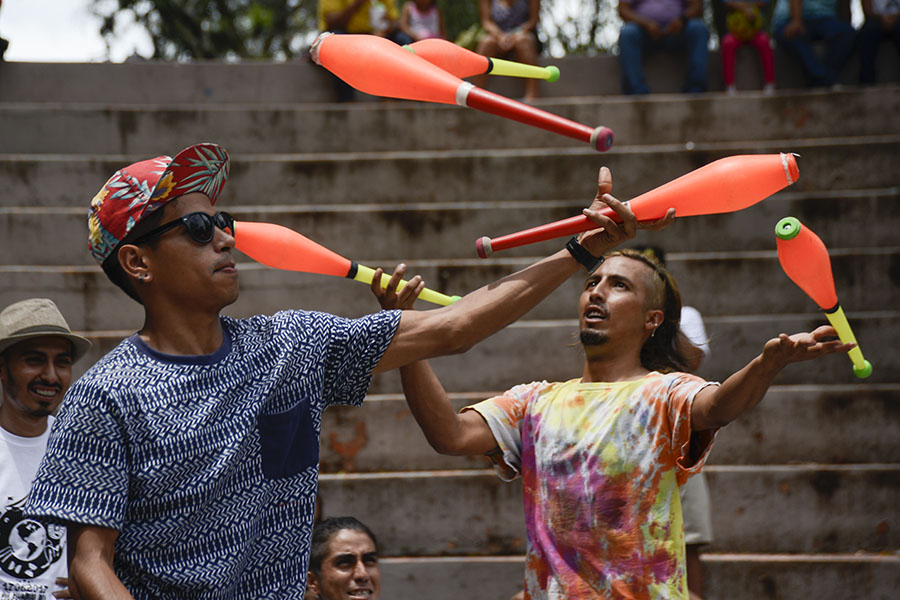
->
xmin=373 ymin=248 xmax=852 ymax=599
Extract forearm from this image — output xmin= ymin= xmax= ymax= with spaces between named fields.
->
xmin=618 ymin=2 xmax=653 ymax=26
xmin=68 ymin=526 xmax=133 ymax=600
xmin=789 ymin=0 xmax=804 ymax=21
xmin=69 ymin=555 xmax=133 ymax=599
xmin=400 ymin=361 xmax=495 ymax=455
xmin=376 ymin=249 xmax=580 ymax=371
xmin=694 ymin=353 xmax=782 ymax=429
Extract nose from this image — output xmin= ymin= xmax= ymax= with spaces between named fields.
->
xmin=213 ymin=223 xmax=235 ymax=251
xmin=352 ymin=561 xmax=371 ymax=583
xmin=41 ymin=361 xmax=61 ymax=384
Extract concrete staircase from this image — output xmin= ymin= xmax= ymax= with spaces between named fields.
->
xmin=1 ymin=54 xmax=898 ymax=599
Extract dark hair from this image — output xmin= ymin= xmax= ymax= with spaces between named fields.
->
xmin=309 ymin=517 xmax=379 ymax=576
xmin=603 ymin=249 xmax=699 ymax=373
xmin=630 ymin=244 xmax=666 ymax=266
xmin=100 ymin=206 xmax=168 ymax=304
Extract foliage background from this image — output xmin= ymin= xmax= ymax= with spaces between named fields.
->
xmin=92 ymin=0 xmax=719 ymax=61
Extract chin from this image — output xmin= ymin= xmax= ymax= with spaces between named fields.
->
xmin=580 ymin=329 xmax=609 ymax=347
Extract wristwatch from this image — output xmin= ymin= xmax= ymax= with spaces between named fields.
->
xmin=565 ymin=237 xmax=604 ymax=272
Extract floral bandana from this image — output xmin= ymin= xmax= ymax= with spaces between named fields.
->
xmin=88 ymin=143 xmax=230 ymax=265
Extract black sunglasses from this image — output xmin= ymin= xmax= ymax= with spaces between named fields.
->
xmin=131 ymin=211 xmax=235 ymax=246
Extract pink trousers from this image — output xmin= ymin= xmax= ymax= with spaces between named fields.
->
xmin=721 ymin=32 xmax=775 ymax=86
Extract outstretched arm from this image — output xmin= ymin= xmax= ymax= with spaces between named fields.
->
xmin=691 ymin=325 xmax=853 ymax=430
xmin=371 ymin=266 xmax=497 ymax=456
xmin=373 ymin=167 xmax=675 ymax=373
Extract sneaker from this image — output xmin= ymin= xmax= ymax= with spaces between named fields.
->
xmin=763 ymin=82 xmax=775 ymax=96
xmin=725 ymin=85 xmax=737 ymax=96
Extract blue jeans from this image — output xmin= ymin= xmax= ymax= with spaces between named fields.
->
xmin=858 ymin=18 xmax=900 ymax=84
xmin=774 ymin=16 xmax=856 ymax=87
xmin=618 ymin=19 xmax=710 ymax=94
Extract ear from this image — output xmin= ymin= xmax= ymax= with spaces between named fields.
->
xmin=118 ymin=244 xmax=153 ymax=285
xmin=644 ymin=309 xmax=664 ymax=333
xmin=306 ymin=571 xmax=320 ymax=597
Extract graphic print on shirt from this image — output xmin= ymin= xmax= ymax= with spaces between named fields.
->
xmin=0 ymin=496 xmax=65 ymax=581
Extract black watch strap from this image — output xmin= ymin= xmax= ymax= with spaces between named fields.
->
xmin=565 ymin=237 xmax=604 ymax=272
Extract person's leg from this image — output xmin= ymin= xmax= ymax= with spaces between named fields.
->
xmin=775 ymin=18 xmax=831 ymax=86
xmin=682 ymin=18 xmax=710 ymax=92
xmin=474 ymin=33 xmax=502 ymax=90
xmin=857 ymin=20 xmax=884 ymax=84
xmin=812 ymin=16 xmax=856 ymax=85
xmin=619 ymin=22 xmax=651 ymax=94
xmin=721 ymin=33 xmax=740 ymax=90
xmin=512 ymin=32 xmax=541 ymax=99
xmin=752 ymin=31 xmax=776 ymax=88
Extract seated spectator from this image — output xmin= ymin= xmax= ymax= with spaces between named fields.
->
xmin=307 ymin=517 xmax=381 ymax=600
xmin=475 ymin=0 xmax=542 ymax=101
xmin=400 ymin=0 xmax=445 ymax=41
xmin=721 ymin=0 xmax=776 ymax=93
xmin=858 ymin=0 xmax=900 ymax=84
xmin=771 ymin=0 xmax=855 ymax=87
xmin=617 ymin=0 xmax=710 ymax=94
xmin=317 ymin=0 xmax=414 ymax=101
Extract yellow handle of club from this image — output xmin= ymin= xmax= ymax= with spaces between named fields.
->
xmin=351 ymin=264 xmax=461 ymax=307
xmin=823 ymin=305 xmax=872 ymax=378
xmin=488 ymin=58 xmax=560 ymax=82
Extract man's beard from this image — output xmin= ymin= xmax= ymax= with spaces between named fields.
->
xmin=580 ymin=329 xmax=609 ymax=347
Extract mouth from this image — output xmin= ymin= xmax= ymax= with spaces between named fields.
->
xmin=583 ymin=305 xmax=608 ymax=325
xmin=214 ymin=260 xmax=237 ymax=274
xmin=28 ymin=383 xmax=62 ymax=399
xmin=346 ymin=590 xmax=373 ymax=598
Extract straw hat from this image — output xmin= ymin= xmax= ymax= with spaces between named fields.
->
xmin=0 ymin=299 xmax=91 ymax=362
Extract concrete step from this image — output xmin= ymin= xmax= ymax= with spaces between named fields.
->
xmin=1 ymin=136 xmax=897 ymax=211
xmin=317 ymin=464 xmax=899 ymax=555
xmin=375 ymin=554 xmax=900 ymax=600
xmin=3 ymin=184 xmax=897 ymax=264
xmin=46 ymin=309 xmax=896 ymax=386
xmin=2 ymin=87 xmax=898 ymax=154
xmin=0 ymin=134 xmax=900 ymax=208
xmin=1 ymin=52 xmax=897 ymax=105
xmin=316 ymin=384 xmax=900 ymax=473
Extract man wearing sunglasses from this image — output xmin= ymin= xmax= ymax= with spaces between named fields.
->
xmin=26 ymin=143 xmax=673 ymax=599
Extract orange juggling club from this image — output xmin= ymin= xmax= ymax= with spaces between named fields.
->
xmin=405 ymin=39 xmax=560 ymax=81
xmin=233 ymin=221 xmax=461 ymax=306
xmin=475 ymin=153 xmax=800 ymax=258
xmin=311 ymin=33 xmax=613 ymax=152
xmin=775 ymin=217 xmax=872 ymax=378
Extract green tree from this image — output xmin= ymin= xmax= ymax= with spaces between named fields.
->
xmin=94 ymin=0 xmax=318 ymax=60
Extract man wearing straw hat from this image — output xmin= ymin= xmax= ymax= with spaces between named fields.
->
xmin=0 ymin=298 xmax=91 ymax=599
xmin=25 ymin=142 xmax=672 ymax=598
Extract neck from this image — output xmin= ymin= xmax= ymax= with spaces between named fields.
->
xmin=580 ymin=342 xmax=649 ymax=383
xmin=0 ymin=405 xmax=49 ymax=438
xmin=139 ymin=300 xmax=224 ymax=356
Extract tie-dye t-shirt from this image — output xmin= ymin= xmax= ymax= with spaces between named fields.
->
xmin=467 ymin=372 xmax=718 ymax=599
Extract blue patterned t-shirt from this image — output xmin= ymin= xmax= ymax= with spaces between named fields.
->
xmin=26 ymin=309 xmax=400 ymax=599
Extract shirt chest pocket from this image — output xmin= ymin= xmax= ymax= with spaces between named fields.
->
xmin=257 ymin=399 xmax=319 ymax=479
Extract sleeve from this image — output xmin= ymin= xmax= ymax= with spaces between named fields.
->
xmin=25 ymin=380 xmax=130 ymax=530
xmin=462 ymin=381 xmax=548 ymax=482
xmin=662 ymin=373 xmax=720 ymax=486
xmin=319 ymin=309 xmax=402 ymax=408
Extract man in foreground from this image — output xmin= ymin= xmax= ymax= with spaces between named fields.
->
xmin=25 ymin=143 xmax=670 ymax=598
xmin=1 ymin=298 xmax=91 ymax=599
xmin=373 ymin=249 xmax=851 ymax=598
